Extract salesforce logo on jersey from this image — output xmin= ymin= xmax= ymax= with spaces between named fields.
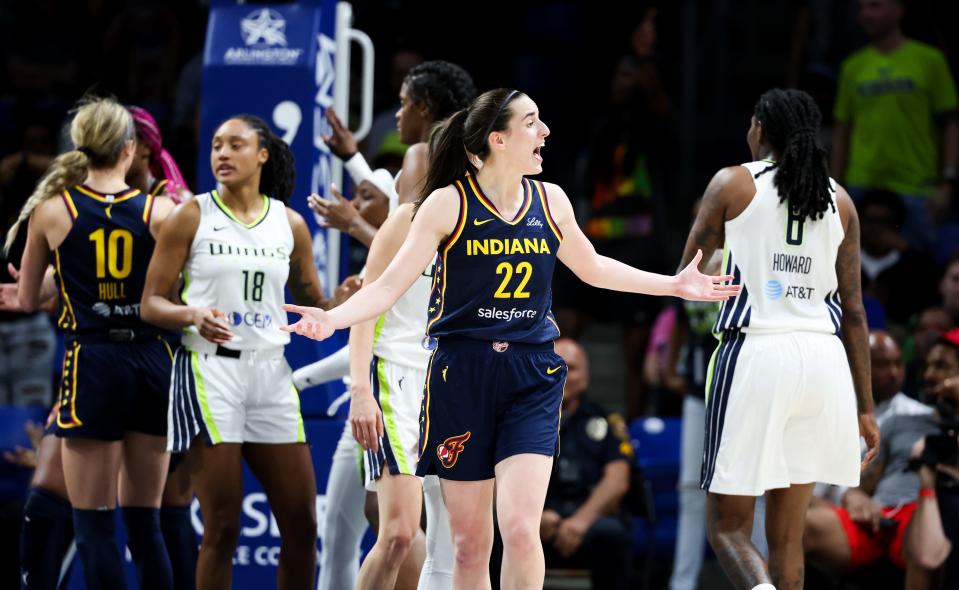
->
xmin=213 ymin=6 xmax=310 ymax=66
xmin=229 ymin=310 xmax=273 ymax=328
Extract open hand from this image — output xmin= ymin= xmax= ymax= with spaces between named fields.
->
xmin=308 ymin=184 xmax=358 ymax=232
xmin=282 ymin=303 xmax=335 ymax=341
xmin=321 ymin=108 xmax=359 ymax=160
xmin=332 ymin=275 xmax=362 ymax=307
xmin=675 ymin=250 xmax=740 ymax=301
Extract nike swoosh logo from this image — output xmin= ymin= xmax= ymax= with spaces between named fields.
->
xmin=213 ymin=225 xmax=229 ymax=231
xmin=473 ymin=218 xmax=494 ymax=226
xmin=547 ymin=366 xmax=562 ymax=375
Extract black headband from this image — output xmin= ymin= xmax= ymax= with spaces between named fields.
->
xmin=482 ymin=90 xmax=519 ymax=144
xmin=76 ymin=146 xmax=96 ymax=158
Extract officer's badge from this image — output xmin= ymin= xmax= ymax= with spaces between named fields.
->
xmin=586 ymin=417 xmax=608 ymax=441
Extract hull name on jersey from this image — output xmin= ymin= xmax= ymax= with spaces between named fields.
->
xmin=97 ymin=281 xmax=128 ymax=301
xmin=772 ymin=252 xmax=812 ymax=274
xmin=477 ymin=306 xmax=538 ymax=321
xmin=465 ymin=238 xmax=551 ymax=257
xmin=207 ymin=242 xmax=290 ymax=260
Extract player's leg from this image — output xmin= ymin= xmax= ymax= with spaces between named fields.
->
xmin=494 ymin=453 xmax=553 ymax=590
xmin=440 ymin=478 xmax=495 ymax=590
xmin=118 ymin=432 xmax=173 ymax=590
xmin=244 ymin=442 xmax=318 ymax=590
xmin=356 ymin=471 xmax=423 ymax=589
xmin=161 ymin=454 xmax=198 ymax=590
xmin=802 ymin=502 xmax=853 ymax=572
xmin=191 ymin=442 xmax=244 ymax=590
xmin=766 ymin=483 xmax=816 ymax=589
xmin=20 ymin=429 xmax=74 ymax=590
xmin=62 ymin=437 xmax=125 ymax=590
xmin=706 ymin=492 xmax=772 ymax=589
xmin=317 ymin=424 xmax=368 ymax=590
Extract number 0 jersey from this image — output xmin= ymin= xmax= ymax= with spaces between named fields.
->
xmin=54 ymin=185 xmax=159 ymax=333
xmin=180 ymin=191 xmax=293 ymax=351
xmin=427 ymin=176 xmax=562 ymax=344
xmin=715 ymin=161 xmax=845 ymax=335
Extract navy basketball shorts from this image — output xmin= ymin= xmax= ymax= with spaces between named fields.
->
xmin=55 ymin=335 xmax=174 ymax=441
xmin=416 ymin=338 xmax=567 ymax=481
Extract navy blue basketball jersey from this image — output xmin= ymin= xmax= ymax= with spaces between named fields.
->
xmin=53 ymin=185 xmax=159 ymax=332
xmin=427 ymin=175 xmax=563 ymax=343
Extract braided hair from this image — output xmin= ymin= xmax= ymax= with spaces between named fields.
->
xmin=404 ymin=60 xmax=477 ymax=121
xmin=753 ymin=89 xmax=834 ymax=221
xmin=224 ymin=115 xmax=296 ymax=203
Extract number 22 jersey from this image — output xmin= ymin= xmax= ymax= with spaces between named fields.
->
xmin=180 ymin=191 xmax=292 ymax=351
xmin=427 ymin=175 xmax=562 ymax=344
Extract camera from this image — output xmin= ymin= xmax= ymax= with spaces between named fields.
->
xmin=907 ymin=399 xmax=959 ymax=491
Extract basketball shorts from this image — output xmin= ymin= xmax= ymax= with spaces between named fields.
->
xmin=167 ymin=345 xmax=305 ymax=452
xmin=363 ymin=356 xmax=427 ymax=491
xmin=55 ymin=333 xmax=173 ymax=441
xmin=700 ymin=330 xmax=860 ymax=495
xmin=416 ymin=338 xmax=567 ymax=481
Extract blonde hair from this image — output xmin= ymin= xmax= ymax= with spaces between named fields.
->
xmin=4 ymin=97 xmax=134 ymax=253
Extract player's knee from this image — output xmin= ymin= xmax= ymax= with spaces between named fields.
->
xmin=380 ymin=524 xmax=416 ymax=566
xmin=452 ymin=530 xmax=492 ymax=570
xmin=282 ymin=509 xmax=318 ymax=549
xmin=499 ymin=517 xmax=541 ymax=556
xmin=202 ymin=512 xmax=241 ymax=553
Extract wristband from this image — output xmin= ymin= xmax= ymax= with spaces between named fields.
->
xmin=919 ymin=488 xmax=936 ymax=499
xmin=344 ymin=153 xmax=374 ymax=185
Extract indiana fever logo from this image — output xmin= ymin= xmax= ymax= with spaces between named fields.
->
xmin=437 ymin=432 xmax=471 ymax=469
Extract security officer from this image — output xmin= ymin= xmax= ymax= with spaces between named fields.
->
xmin=541 ymin=338 xmax=634 ymax=590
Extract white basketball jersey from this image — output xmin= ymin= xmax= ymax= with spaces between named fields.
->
xmin=181 ymin=191 xmax=293 ymax=351
xmin=714 ymin=161 xmax=845 ymax=335
xmin=372 ymin=258 xmax=435 ymax=369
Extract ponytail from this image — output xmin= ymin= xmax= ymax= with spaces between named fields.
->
xmin=415 ymin=110 xmax=470 ymax=214
xmin=5 ymin=96 xmax=132 ymax=254
xmin=4 ymin=151 xmax=88 ymax=253
xmin=413 ymin=88 xmax=524 ymax=216
xmin=752 ymin=89 xmax=833 ymax=221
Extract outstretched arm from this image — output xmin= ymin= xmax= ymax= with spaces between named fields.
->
xmin=548 ymin=182 xmax=738 ymax=301
xmin=283 ymin=186 xmax=459 ymax=340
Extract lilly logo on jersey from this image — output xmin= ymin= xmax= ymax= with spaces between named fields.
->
xmin=526 ymin=217 xmax=544 ymax=228
xmin=765 ymin=280 xmax=783 ymax=300
xmin=437 ymin=432 xmax=471 ymax=469
xmin=229 ymin=311 xmax=273 ymax=329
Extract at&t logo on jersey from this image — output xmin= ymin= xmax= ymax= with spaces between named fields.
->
xmin=437 ymin=432 xmax=471 ymax=468
xmin=765 ymin=280 xmax=783 ymax=300
xmin=764 ymin=279 xmax=816 ymax=301
xmin=229 ymin=310 xmax=274 ymax=329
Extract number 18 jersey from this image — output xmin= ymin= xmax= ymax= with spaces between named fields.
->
xmin=715 ymin=161 xmax=845 ymax=335
xmin=180 ymin=191 xmax=292 ymax=351
xmin=427 ymin=176 xmax=562 ymax=344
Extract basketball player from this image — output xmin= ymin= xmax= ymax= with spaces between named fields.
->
xmin=141 ymin=115 xmax=332 ymax=590
xmin=284 ymin=88 xmax=737 ymax=588
xmin=9 ymin=97 xmax=176 ymax=590
xmin=678 ymin=88 xmax=880 ymax=590
xmin=306 ymin=60 xmax=475 ymax=590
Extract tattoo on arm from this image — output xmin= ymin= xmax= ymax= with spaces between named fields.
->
xmin=836 ymin=209 xmax=873 ymax=413
xmin=288 ymin=261 xmax=329 ymax=309
xmin=679 ymin=189 xmax=725 ymax=272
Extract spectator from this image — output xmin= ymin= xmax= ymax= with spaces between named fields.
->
xmin=940 ymin=254 xmax=959 ymax=323
xmin=554 ymin=5 xmax=673 ymax=418
xmin=859 ymin=189 xmax=940 ymax=326
xmin=539 ymin=338 xmax=633 ymax=590
xmin=904 ymin=307 xmax=955 ymax=397
xmin=803 ymin=331 xmax=942 ymax=579
xmin=831 ymin=0 xmax=959 ymax=252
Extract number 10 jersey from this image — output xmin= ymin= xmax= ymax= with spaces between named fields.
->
xmin=180 ymin=191 xmax=292 ymax=351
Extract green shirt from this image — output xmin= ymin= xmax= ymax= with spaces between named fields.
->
xmin=835 ymin=40 xmax=957 ymax=196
